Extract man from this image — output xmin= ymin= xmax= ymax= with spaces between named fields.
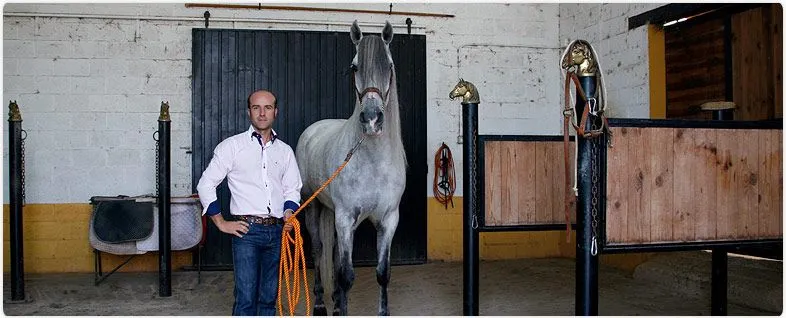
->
xmin=197 ymin=89 xmax=302 ymax=316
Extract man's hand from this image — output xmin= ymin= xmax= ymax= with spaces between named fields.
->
xmin=283 ymin=209 xmax=294 ymax=232
xmin=210 ymin=214 xmax=249 ymax=238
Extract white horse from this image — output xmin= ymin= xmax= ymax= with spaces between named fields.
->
xmin=296 ymin=21 xmax=405 ymax=316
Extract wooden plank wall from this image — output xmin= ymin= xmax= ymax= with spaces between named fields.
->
xmin=665 ymin=18 xmax=726 ymax=119
xmin=663 ymin=4 xmax=782 ymax=120
xmin=606 ymin=127 xmax=782 ymax=245
xmin=732 ymin=6 xmax=778 ymax=120
xmin=484 ymin=140 xmax=575 ymax=226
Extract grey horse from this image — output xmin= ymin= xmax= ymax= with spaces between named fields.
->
xmin=296 ymin=20 xmax=405 ymax=316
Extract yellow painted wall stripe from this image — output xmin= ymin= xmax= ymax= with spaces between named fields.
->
xmin=649 ymin=24 xmax=667 ymax=119
xmin=5 ymin=199 xmax=653 ymax=273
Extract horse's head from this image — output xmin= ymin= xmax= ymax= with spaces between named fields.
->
xmin=8 ymin=100 xmax=21 ymax=121
xmin=561 ymin=40 xmax=596 ymax=76
xmin=448 ymin=78 xmax=480 ymax=104
xmin=449 ymin=78 xmax=468 ymax=100
xmin=350 ymin=20 xmax=394 ymax=137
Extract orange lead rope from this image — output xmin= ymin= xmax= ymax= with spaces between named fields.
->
xmin=277 ymin=136 xmax=365 ymax=317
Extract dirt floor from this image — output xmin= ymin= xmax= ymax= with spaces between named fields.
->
xmin=2 ymin=251 xmax=782 ymax=316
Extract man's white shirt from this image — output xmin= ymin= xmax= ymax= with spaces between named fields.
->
xmin=197 ymin=126 xmax=302 ymax=218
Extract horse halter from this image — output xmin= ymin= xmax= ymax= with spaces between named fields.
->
xmin=351 ymin=65 xmax=394 ymax=110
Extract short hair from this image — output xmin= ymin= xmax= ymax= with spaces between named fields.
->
xmin=247 ymin=90 xmax=277 ymax=109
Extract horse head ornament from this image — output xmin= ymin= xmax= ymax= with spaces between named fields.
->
xmin=449 ymin=78 xmax=480 ymax=104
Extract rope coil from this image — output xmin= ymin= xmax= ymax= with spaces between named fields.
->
xmin=276 ymin=135 xmax=365 ymax=317
xmin=433 ymin=142 xmax=455 ymax=209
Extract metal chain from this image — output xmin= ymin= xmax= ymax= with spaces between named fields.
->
xmin=154 ymin=131 xmax=159 ymax=198
xmin=589 ymin=119 xmax=600 ymax=256
xmin=471 ymin=126 xmax=479 ymax=230
xmin=20 ymin=130 xmax=27 ymax=206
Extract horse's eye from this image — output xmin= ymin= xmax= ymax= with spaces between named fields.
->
xmin=349 ymin=64 xmax=358 ymax=72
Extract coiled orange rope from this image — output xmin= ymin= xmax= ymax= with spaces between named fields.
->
xmin=277 ymin=136 xmax=365 ymax=317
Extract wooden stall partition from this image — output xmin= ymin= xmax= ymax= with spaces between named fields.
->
xmin=605 ymin=126 xmax=782 ymax=246
xmin=482 ymin=138 xmax=575 ymax=227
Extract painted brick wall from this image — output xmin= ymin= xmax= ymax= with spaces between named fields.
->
xmin=2 ymin=3 xmax=572 ymax=271
xmin=3 ymin=3 xmax=561 ymax=202
xmin=558 ymin=3 xmax=662 ymax=119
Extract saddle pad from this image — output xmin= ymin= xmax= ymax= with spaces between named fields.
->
xmin=91 ymin=198 xmax=154 ymax=243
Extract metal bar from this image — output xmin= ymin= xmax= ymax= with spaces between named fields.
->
xmin=477 ymin=224 xmax=577 ymax=232
xmin=94 ymin=251 xmax=138 ymax=286
xmin=3 ymin=13 xmax=426 ymax=32
xmin=607 ymin=118 xmax=782 ymax=129
xmin=158 ymin=104 xmax=172 ymax=297
xmin=462 ymin=102 xmax=479 ymax=316
xmin=601 ymin=239 xmax=782 ymax=253
xmin=8 ymin=109 xmax=25 ymax=302
xmin=575 ymin=75 xmax=598 ymax=316
xmin=183 ymin=3 xmax=456 ymax=18
xmin=712 ymin=250 xmax=728 ymax=315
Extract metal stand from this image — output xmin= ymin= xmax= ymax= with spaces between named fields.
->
xmin=94 ymin=249 xmax=138 ymax=286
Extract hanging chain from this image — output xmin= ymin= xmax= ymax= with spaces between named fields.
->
xmin=154 ymin=130 xmax=160 ymax=198
xmin=20 ymin=129 xmax=27 ymax=206
xmin=589 ymin=118 xmax=601 ymax=256
xmin=471 ymin=126 xmax=479 ymax=230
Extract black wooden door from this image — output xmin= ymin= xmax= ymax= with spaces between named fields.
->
xmin=191 ymin=28 xmax=427 ymax=267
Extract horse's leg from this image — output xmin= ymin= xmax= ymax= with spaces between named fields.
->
xmin=332 ymin=210 xmax=357 ymax=316
xmin=304 ymin=201 xmax=327 ymax=316
xmin=375 ymin=209 xmax=399 ymax=316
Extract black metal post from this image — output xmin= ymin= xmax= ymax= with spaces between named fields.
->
xmin=712 ymin=109 xmax=734 ymax=121
xmin=711 ymin=250 xmax=728 ymax=315
xmin=462 ymin=102 xmax=479 ymax=316
xmin=575 ymin=76 xmax=599 ymax=316
xmin=8 ymin=101 xmax=25 ymax=302
xmin=711 ymin=108 xmax=731 ymax=315
xmin=158 ymin=102 xmax=172 ymax=297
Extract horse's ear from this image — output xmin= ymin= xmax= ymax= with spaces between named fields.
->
xmin=381 ymin=21 xmax=393 ymax=45
xmin=350 ymin=20 xmax=362 ymax=45
xmin=459 ymin=78 xmax=464 ymax=83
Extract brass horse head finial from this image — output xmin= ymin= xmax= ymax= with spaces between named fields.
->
xmin=8 ymin=100 xmax=22 ymax=121
xmin=158 ymin=101 xmax=170 ymax=121
xmin=449 ymin=78 xmax=480 ymax=104
xmin=561 ymin=40 xmax=597 ymax=76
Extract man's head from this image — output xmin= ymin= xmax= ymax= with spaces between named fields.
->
xmin=247 ymin=90 xmax=278 ymax=132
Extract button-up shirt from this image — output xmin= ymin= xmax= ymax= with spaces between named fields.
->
xmin=197 ymin=126 xmax=302 ymax=218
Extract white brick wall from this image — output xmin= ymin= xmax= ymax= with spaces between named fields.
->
xmin=2 ymin=3 xmax=624 ymax=202
xmin=558 ymin=3 xmax=662 ymax=119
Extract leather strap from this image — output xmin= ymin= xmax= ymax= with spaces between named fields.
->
xmin=562 ymin=71 xmax=610 ymax=241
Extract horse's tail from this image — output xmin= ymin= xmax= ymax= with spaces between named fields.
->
xmin=319 ymin=207 xmax=336 ymax=303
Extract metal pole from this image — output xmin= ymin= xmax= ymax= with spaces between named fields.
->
xmin=711 ymin=107 xmax=731 ymax=315
xmin=711 ymin=250 xmax=728 ymax=315
xmin=158 ymin=102 xmax=172 ymax=297
xmin=575 ymin=76 xmax=599 ymax=316
xmin=8 ymin=101 xmax=25 ymax=302
xmin=462 ymin=102 xmax=479 ymax=316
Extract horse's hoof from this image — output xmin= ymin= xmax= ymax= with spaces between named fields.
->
xmin=313 ymin=305 xmax=328 ymax=316
xmin=378 ymin=311 xmax=390 ymax=316
xmin=332 ymin=309 xmax=341 ymax=316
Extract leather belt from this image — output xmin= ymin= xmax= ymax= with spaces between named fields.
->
xmin=238 ymin=215 xmax=284 ymax=226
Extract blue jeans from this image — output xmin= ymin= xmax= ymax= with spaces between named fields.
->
xmin=231 ymin=223 xmax=283 ymax=316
